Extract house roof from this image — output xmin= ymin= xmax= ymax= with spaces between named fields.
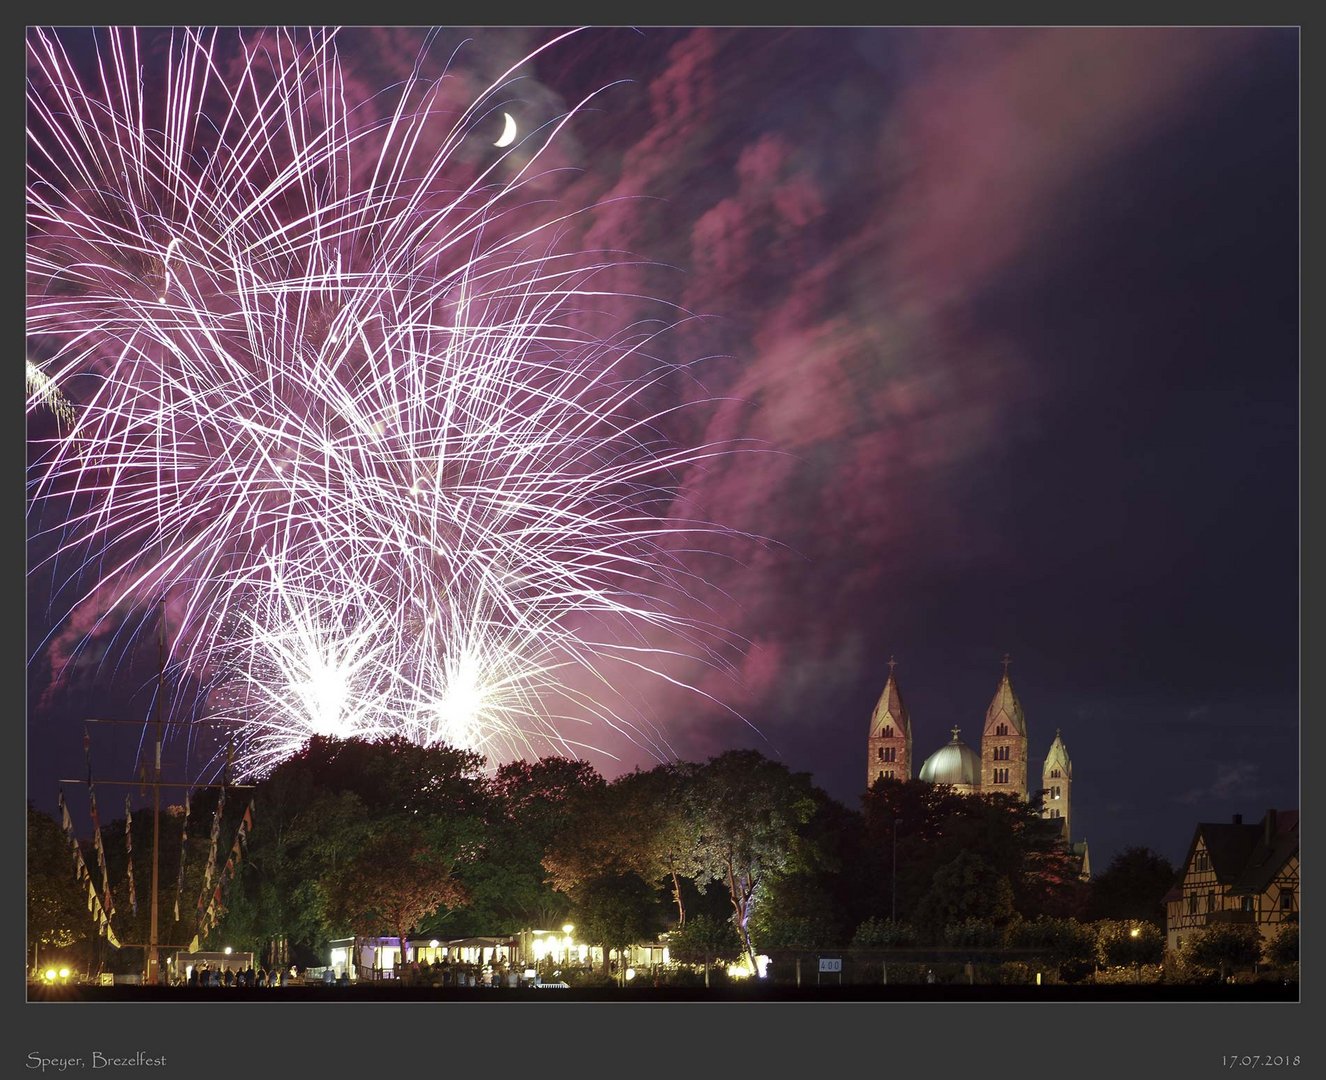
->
xmin=1177 ymin=809 xmax=1299 ymax=891
xmin=1228 ymin=812 xmax=1298 ymax=896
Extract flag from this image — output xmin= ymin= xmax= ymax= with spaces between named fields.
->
xmin=194 ymin=786 xmax=225 ymax=922
xmin=85 ymin=732 xmax=115 ymax=921
xmin=173 ymin=791 xmax=190 ymax=922
xmin=58 ymin=789 xmax=87 ymax=883
xmin=57 ymin=788 xmax=121 ymax=950
xmin=124 ymin=795 xmax=137 ymax=916
xmin=194 ymin=798 xmax=254 ymax=946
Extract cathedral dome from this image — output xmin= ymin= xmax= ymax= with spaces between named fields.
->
xmin=919 ymin=728 xmax=980 ymax=787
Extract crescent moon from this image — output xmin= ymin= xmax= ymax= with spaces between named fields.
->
xmin=494 ymin=112 xmax=517 ymax=149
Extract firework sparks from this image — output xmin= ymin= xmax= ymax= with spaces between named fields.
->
xmin=27 ymin=26 xmax=746 ymax=778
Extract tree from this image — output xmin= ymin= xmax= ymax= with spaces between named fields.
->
xmin=1009 ymin=916 xmax=1097 ymax=982
xmin=915 ymin=849 xmax=1015 ymax=940
xmin=323 ymin=823 xmax=470 ymax=968
xmin=861 ymin=779 xmax=1085 ymax=926
xmin=1085 ymin=847 xmax=1177 ymax=926
xmin=1182 ymin=924 xmax=1264 ymax=981
xmin=852 ymin=917 xmax=917 ymax=947
xmin=680 ymin=751 xmax=820 ymax=973
xmin=545 ymin=763 xmax=702 ymax=929
xmin=667 ymin=913 xmax=743 ymax=988
xmin=1095 ymin=919 xmax=1164 ymax=969
xmin=27 ymin=804 xmax=91 ymax=967
xmin=571 ymin=873 xmax=660 ymax=982
xmin=219 ymin=735 xmax=488 ymax=966
xmin=748 ymin=788 xmax=864 ymax=949
xmin=1265 ymin=924 xmax=1298 ymax=974
xmin=455 ymin=757 xmax=603 ymax=935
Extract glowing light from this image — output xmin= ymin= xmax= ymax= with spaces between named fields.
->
xmin=26 ymin=27 xmax=743 ymax=780
xmin=58 ymin=967 xmax=71 ymax=979
xmin=43 ymin=969 xmax=56 ymax=982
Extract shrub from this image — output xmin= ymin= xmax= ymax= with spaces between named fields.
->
xmin=852 ymin=917 xmax=917 ymax=947
xmin=941 ymin=918 xmax=1009 ymax=948
xmin=1181 ymin=923 xmax=1263 ymax=980
xmin=1266 ymin=924 xmax=1299 ymax=971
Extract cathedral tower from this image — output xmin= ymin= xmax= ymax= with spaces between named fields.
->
xmin=867 ymin=657 xmax=913 ymax=788
xmin=980 ymin=654 xmax=1029 ymax=799
xmin=1042 ymin=728 xmax=1072 ymax=841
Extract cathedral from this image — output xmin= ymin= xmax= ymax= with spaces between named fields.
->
xmin=866 ymin=656 xmax=1086 ymax=870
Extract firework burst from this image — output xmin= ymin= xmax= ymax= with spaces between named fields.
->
xmin=27 ymin=26 xmax=745 ymax=779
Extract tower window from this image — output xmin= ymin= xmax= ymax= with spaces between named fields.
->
xmin=883 ymin=725 xmax=892 ymax=738
xmin=994 ymin=768 xmax=1008 ymax=784
xmin=996 ymin=723 xmax=1008 ymax=736
xmin=1050 ymin=768 xmax=1061 ymax=779
xmin=877 ymin=747 xmax=885 ymax=761
xmin=886 ymin=770 xmax=894 ymax=780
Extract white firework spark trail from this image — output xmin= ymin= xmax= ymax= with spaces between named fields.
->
xmin=26 ymin=26 xmax=749 ymax=779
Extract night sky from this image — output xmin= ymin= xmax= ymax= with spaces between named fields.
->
xmin=26 ymin=26 xmax=1298 ymax=876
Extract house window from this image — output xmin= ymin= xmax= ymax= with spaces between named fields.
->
xmin=1241 ymin=896 xmax=1253 ymax=913
xmin=1281 ymin=890 xmax=1295 ymax=911
xmin=1195 ymin=852 xmax=1209 ymax=873
xmin=1188 ymin=894 xmax=1197 ymax=915
xmin=1207 ymin=891 xmax=1216 ymax=913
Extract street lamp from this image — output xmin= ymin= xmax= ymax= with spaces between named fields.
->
xmin=1130 ymin=926 xmax=1141 ymax=984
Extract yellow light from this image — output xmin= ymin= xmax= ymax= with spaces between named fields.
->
xmin=44 ymin=969 xmax=56 ymax=981
xmin=430 ymin=940 xmax=439 ymax=948
xmin=58 ymin=968 xmax=70 ymax=979
xmin=625 ymin=968 xmax=636 ymax=981
xmin=1130 ymin=927 xmax=1140 ymax=938
xmin=224 ymin=946 xmax=233 ymax=954
xmin=562 ymin=924 xmax=574 ymax=934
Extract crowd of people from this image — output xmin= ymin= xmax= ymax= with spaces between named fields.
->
xmin=184 ymin=961 xmax=299 ymax=988
xmin=394 ymin=957 xmax=520 ymax=988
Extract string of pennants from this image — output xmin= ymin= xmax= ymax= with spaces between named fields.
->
xmin=57 ymin=730 xmax=254 ymax=954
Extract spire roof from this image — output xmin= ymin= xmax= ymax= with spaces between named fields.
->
xmin=1043 ymin=728 xmax=1071 ymax=775
xmin=985 ymin=656 xmax=1027 ymax=736
xmin=868 ymin=656 xmax=911 ymax=738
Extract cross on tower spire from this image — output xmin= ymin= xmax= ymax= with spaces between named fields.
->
xmin=950 ymin=726 xmax=961 ymax=742
xmin=887 ymin=655 xmax=897 ymax=676
xmin=1001 ymin=652 xmax=1012 ymax=676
